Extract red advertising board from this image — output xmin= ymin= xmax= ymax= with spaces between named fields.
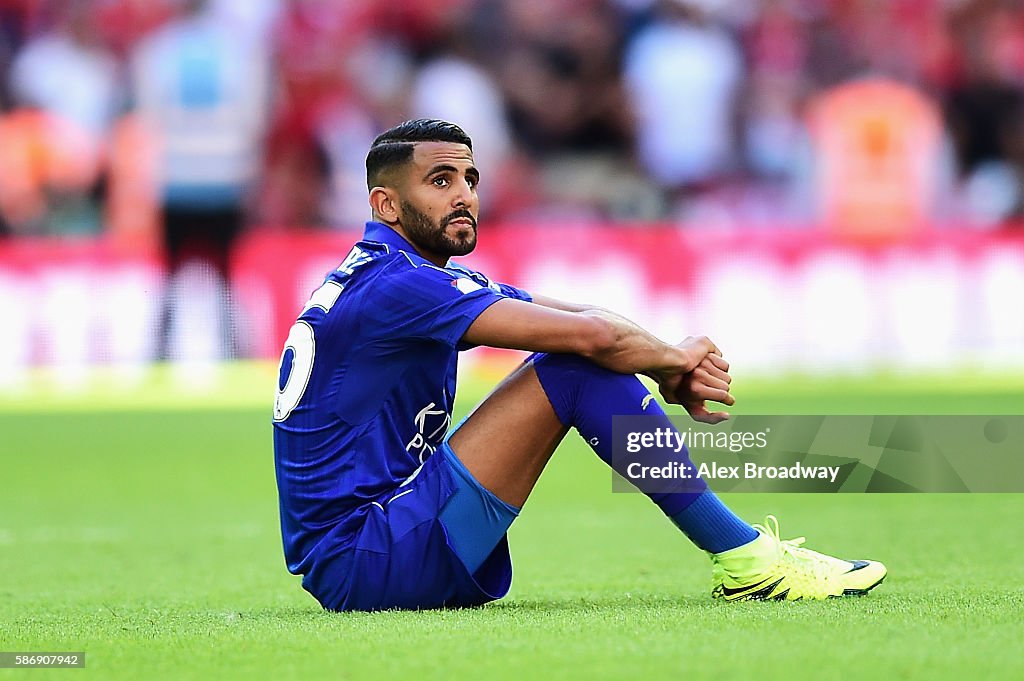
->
xmin=1 ymin=225 xmax=1023 ymax=375
xmin=233 ymin=225 xmax=1024 ymax=372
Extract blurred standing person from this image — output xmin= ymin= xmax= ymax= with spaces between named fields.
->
xmin=411 ymin=45 xmax=510 ymax=190
xmin=257 ymin=0 xmax=380 ymax=230
xmin=132 ymin=0 xmax=270 ymax=360
xmin=741 ymin=0 xmax=808 ymax=182
xmin=9 ymin=0 xmax=121 ymax=139
xmin=623 ymin=0 xmax=743 ymax=205
xmin=0 ymin=0 xmax=118 ymax=236
xmin=410 ymin=20 xmax=514 ymax=219
xmin=0 ymin=0 xmax=41 ymax=115
xmin=944 ymin=3 xmax=1024 ymax=225
xmin=485 ymin=0 xmax=645 ymax=219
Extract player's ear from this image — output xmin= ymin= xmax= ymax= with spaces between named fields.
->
xmin=369 ymin=187 xmax=400 ymax=224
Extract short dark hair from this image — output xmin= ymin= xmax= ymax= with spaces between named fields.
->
xmin=365 ymin=119 xmax=473 ymax=190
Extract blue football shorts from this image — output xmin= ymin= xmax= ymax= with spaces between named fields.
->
xmin=304 ymin=442 xmax=519 ymax=611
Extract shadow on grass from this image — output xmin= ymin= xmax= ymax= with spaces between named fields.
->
xmin=255 ymin=589 xmax=955 ymax=624
xmin=222 ymin=582 xmax=1024 ymax=625
xmin=232 ymin=593 xmax=705 ymax=624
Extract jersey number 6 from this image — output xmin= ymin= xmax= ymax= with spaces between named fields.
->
xmin=274 ymin=280 xmax=344 ymax=421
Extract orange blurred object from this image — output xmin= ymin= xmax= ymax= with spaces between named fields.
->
xmin=0 ymin=109 xmax=102 ymax=233
xmin=807 ymin=78 xmax=944 ymax=243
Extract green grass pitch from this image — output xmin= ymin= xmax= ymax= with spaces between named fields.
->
xmin=2 ymin=366 xmax=1023 ymax=680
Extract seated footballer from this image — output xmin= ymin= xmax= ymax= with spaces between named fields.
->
xmin=272 ymin=119 xmax=886 ymax=611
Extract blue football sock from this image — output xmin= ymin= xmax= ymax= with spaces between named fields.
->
xmin=531 ymin=352 xmax=757 ymax=553
xmin=668 ymin=490 xmax=758 ymax=553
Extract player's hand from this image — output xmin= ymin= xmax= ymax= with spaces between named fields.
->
xmin=676 ymin=335 xmax=721 ymax=373
xmin=649 ymin=336 xmax=726 ymax=411
xmin=675 ymin=353 xmax=734 ymax=424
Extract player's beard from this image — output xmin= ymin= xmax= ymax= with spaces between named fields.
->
xmin=399 ymin=200 xmax=477 ymax=258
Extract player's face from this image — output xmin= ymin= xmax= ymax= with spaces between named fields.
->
xmin=397 ymin=142 xmax=480 ymax=259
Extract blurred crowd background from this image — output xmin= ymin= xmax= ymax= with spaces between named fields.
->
xmin=2 ymin=0 xmax=1024 ymax=244
xmin=1 ymin=0 xmax=1023 ymax=377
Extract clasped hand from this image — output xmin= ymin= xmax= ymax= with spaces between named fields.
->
xmin=655 ymin=336 xmax=735 ymax=424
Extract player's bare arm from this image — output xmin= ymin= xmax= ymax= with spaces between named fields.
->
xmin=464 ymin=298 xmax=734 ymax=421
xmin=529 ymin=295 xmax=733 ymax=413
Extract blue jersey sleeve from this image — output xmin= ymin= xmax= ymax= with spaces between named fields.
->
xmin=495 ymin=281 xmax=532 ymax=303
xmin=446 ymin=262 xmax=531 ymax=303
xmin=370 ymin=261 xmax=512 ymax=348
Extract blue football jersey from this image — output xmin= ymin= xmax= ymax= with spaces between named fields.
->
xmin=272 ymin=221 xmax=531 ymax=578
